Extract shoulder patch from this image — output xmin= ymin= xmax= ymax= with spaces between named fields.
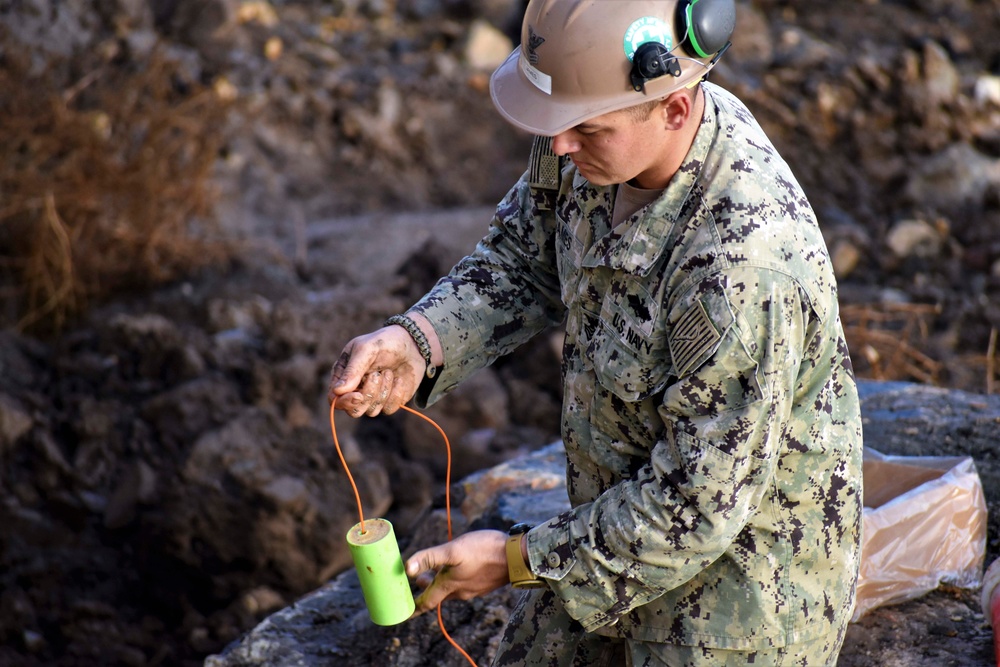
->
xmin=528 ymin=135 xmax=560 ymax=190
xmin=669 ymin=300 xmax=722 ymax=376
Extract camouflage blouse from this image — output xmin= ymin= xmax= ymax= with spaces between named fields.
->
xmin=411 ymin=82 xmax=863 ymax=649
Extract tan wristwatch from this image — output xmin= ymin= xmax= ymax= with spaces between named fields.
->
xmin=507 ymin=523 xmax=545 ymax=589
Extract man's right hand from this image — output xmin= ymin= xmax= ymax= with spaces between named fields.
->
xmin=327 ymin=324 xmax=427 ymax=417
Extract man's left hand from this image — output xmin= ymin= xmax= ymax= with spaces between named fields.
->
xmin=406 ymin=530 xmax=509 ymax=615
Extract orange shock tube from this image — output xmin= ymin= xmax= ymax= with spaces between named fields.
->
xmin=329 ymin=397 xmax=477 ymax=666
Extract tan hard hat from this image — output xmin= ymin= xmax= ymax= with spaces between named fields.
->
xmin=490 ymin=0 xmax=734 ymax=136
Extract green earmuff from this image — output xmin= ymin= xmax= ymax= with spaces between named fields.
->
xmin=679 ymin=0 xmax=736 ymax=58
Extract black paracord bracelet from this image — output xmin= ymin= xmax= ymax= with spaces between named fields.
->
xmin=384 ymin=314 xmax=437 ymax=378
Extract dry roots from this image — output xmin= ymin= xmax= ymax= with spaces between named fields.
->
xmin=0 ymin=45 xmax=235 ymax=334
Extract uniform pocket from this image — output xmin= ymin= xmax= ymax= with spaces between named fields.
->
xmin=590 ymin=314 xmax=670 ymax=403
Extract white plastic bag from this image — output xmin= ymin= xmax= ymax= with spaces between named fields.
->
xmin=852 ymin=448 xmax=988 ymax=621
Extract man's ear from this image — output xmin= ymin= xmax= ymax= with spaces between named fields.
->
xmin=660 ymin=89 xmax=694 ymax=130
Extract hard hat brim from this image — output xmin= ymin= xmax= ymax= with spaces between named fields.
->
xmin=490 ymin=47 xmax=711 ymax=137
xmin=490 ymin=48 xmax=603 ymax=137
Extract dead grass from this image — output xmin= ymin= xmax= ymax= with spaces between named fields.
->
xmin=0 ymin=46 xmax=235 ymax=334
xmin=842 ymin=303 xmax=944 ymax=386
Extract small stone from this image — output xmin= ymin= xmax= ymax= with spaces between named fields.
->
xmin=886 ymin=219 xmax=941 ymax=259
xmin=831 ymin=240 xmax=862 ymax=278
xmin=922 ymin=41 xmax=960 ymax=106
xmin=22 ymin=629 xmax=45 ymax=653
xmin=974 ymin=74 xmax=1000 ymax=107
xmin=464 ymin=20 xmax=513 ymax=71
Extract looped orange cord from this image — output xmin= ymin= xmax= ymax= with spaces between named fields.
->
xmin=329 ymin=396 xmax=367 ymax=533
xmin=329 ymin=397 xmax=476 ymax=666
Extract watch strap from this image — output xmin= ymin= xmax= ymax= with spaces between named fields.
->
xmin=506 ymin=533 xmax=544 ymax=589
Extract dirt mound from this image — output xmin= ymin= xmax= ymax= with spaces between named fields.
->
xmin=1 ymin=1 xmax=999 ymax=665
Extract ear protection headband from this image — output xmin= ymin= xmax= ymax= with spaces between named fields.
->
xmin=629 ymin=0 xmax=735 ymax=92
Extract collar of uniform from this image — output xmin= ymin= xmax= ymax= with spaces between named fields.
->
xmin=579 ymin=83 xmax=719 ymax=276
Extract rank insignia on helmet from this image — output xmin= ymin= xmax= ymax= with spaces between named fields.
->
xmin=527 ymin=26 xmax=545 ymax=65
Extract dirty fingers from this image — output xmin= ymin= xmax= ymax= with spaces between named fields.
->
xmin=359 ymin=370 xmax=395 ymax=416
xmin=328 ymin=325 xmax=428 ymax=415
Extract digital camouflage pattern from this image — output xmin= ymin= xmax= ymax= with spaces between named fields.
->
xmin=491 ymin=588 xmax=845 ymax=666
xmin=411 ymin=82 xmax=863 ymax=661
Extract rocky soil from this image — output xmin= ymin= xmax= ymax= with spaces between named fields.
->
xmin=2 ymin=0 xmax=1000 ymax=666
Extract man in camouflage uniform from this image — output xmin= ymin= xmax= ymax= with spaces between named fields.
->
xmin=329 ymin=0 xmax=863 ymax=665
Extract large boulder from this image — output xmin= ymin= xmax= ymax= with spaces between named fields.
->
xmin=206 ymin=381 xmax=1000 ymax=667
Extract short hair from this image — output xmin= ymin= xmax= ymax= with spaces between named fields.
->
xmin=622 ymin=83 xmax=700 ymax=123
xmin=624 ymin=100 xmax=661 ymax=122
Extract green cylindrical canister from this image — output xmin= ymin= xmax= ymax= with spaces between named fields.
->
xmin=346 ymin=518 xmax=415 ymax=626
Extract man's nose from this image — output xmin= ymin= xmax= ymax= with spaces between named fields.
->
xmin=552 ymin=132 xmax=581 ymax=156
